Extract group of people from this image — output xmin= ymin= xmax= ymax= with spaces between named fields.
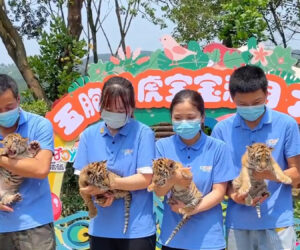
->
xmin=0 ymin=64 xmax=300 ymax=250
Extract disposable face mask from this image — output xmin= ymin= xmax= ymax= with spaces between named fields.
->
xmin=236 ymin=104 xmax=265 ymax=122
xmin=101 ymin=109 xmax=128 ymax=129
xmin=0 ymin=107 xmax=20 ymax=128
xmin=172 ymin=119 xmax=201 ymax=140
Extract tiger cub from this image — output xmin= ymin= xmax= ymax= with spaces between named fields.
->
xmin=233 ymin=143 xmax=292 ymax=218
xmin=148 ymin=158 xmax=202 ymax=245
xmin=0 ymin=133 xmax=40 ymax=206
xmin=78 ymin=161 xmax=132 ymax=234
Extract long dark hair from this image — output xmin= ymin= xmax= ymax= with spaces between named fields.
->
xmin=100 ymin=76 xmax=135 ymax=116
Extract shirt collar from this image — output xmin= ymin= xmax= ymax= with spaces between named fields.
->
xmin=233 ymin=106 xmax=272 ymax=129
xmin=175 ymin=132 xmax=207 ymax=151
xmin=99 ymin=118 xmax=132 ymax=137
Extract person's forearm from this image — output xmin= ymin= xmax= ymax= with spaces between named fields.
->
xmin=0 ymin=150 xmax=52 ymax=179
xmin=111 ymin=173 xmax=152 ymax=191
xmin=189 ymin=183 xmax=227 ymax=216
xmin=284 ymin=167 xmax=300 ymax=186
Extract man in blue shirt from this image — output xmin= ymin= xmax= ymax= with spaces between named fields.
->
xmin=0 ymin=74 xmax=55 ymax=250
xmin=212 ymin=65 xmax=300 ymax=250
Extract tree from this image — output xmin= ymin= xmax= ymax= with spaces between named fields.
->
xmin=218 ymin=0 xmax=268 ymax=47
xmin=0 ymin=0 xmax=50 ymax=104
xmin=162 ymin=0 xmax=228 ymax=44
xmin=262 ymin=0 xmax=300 ymax=48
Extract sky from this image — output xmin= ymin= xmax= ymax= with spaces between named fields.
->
xmin=0 ymin=4 xmax=299 ymax=65
xmin=0 ymin=4 xmax=175 ymax=65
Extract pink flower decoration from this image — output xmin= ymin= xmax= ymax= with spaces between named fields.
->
xmin=126 ymin=46 xmax=131 ymax=59
xmin=118 ymin=47 xmax=125 ymax=60
xmin=110 ymin=56 xmax=120 ymax=65
xmin=250 ymin=43 xmax=273 ymax=66
xmin=132 ymin=48 xmax=141 ymax=60
xmin=136 ymin=56 xmax=150 ymax=65
xmin=96 ymin=69 xmax=101 ymax=74
xmin=278 ymin=57 xmax=284 ymax=64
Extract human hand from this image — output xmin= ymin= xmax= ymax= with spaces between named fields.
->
xmin=251 ymin=194 xmax=269 ymax=207
xmin=80 ymin=185 xmax=106 ymax=196
xmin=169 ymin=199 xmax=186 ymax=214
xmin=99 ymin=193 xmax=114 ymax=207
xmin=0 ymin=204 xmax=13 ymax=212
xmin=253 ymin=170 xmax=277 ymax=182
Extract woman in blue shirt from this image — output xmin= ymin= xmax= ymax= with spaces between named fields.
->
xmin=153 ymin=89 xmax=237 ymax=250
xmin=74 ymin=76 xmax=156 ymax=250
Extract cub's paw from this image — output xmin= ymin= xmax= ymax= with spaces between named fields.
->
xmin=278 ymin=175 xmax=292 ymax=185
xmin=28 ymin=141 xmax=41 ymax=156
xmin=238 ymin=185 xmax=251 ymax=195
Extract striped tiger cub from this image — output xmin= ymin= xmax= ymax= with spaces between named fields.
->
xmin=0 ymin=133 xmax=40 ymax=206
xmin=148 ymin=158 xmax=202 ymax=245
xmin=233 ymin=143 xmax=292 ymax=218
xmin=79 ymin=161 xmax=132 ymax=234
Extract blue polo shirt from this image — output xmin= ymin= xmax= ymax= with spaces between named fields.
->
xmin=0 ymin=109 xmax=54 ymax=233
xmin=73 ymin=119 xmax=156 ymax=238
xmin=156 ymin=133 xmax=237 ymax=250
xmin=212 ymin=108 xmax=300 ymax=230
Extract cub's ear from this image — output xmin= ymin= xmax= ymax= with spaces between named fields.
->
xmin=23 ymin=138 xmax=29 ymax=143
xmin=268 ymin=146 xmax=274 ymax=151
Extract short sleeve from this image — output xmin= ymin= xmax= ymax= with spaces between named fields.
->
xmin=73 ymin=131 xmax=89 ymax=173
xmin=35 ymin=118 xmax=54 ymax=153
xmin=137 ymin=127 xmax=155 ymax=174
xmin=212 ymin=142 xmax=239 ymax=183
xmin=211 ymin=122 xmax=224 ymax=141
xmin=284 ymin=118 xmax=300 ymax=158
xmin=155 ymin=139 xmax=164 ymax=158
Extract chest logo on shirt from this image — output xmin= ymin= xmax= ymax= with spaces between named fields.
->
xmin=123 ymin=149 xmax=133 ymax=155
xmin=199 ymin=165 xmax=212 ymax=172
xmin=266 ymin=138 xmax=279 ymax=148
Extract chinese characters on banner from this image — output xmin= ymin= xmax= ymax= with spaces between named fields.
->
xmin=46 ymin=68 xmax=300 ymax=142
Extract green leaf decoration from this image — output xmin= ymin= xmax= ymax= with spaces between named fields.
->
xmin=157 ymin=51 xmax=177 ymax=70
xmin=68 ymin=76 xmax=90 ymax=93
xmin=224 ymin=51 xmax=245 ymax=68
xmin=106 ymin=62 xmax=115 ymax=72
xmin=206 ymin=49 xmax=221 ymax=63
xmin=265 ymin=46 xmax=297 ymax=74
xmin=247 ymin=37 xmax=257 ymax=49
xmin=177 ymin=41 xmax=209 ymax=70
xmin=145 ymin=49 xmax=162 ymax=70
xmin=241 ymin=51 xmax=252 ymax=64
xmin=88 ymin=60 xmax=108 ymax=82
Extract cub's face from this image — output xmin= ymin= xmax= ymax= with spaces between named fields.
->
xmin=0 ymin=133 xmax=28 ymax=158
xmin=152 ymin=158 xmax=177 ymax=187
xmin=247 ymin=143 xmax=273 ymax=172
xmin=84 ymin=161 xmax=110 ymax=190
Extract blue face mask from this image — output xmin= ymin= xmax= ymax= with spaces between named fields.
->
xmin=172 ymin=119 xmax=201 ymax=140
xmin=101 ymin=109 xmax=128 ymax=129
xmin=236 ymin=104 xmax=265 ymax=121
xmin=0 ymin=107 xmax=20 ymax=128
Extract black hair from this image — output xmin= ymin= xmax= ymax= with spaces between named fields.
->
xmin=170 ymin=89 xmax=205 ymax=117
xmin=100 ymin=76 xmax=135 ymax=115
xmin=0 ymin=74 xmax=19 ymax=99
xmin=229 ymin=65 xmax=268 ymax=98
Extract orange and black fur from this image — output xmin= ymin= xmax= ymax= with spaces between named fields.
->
xmin=148 ymin=158 xmax=202 ymax=245
xmin=79 ymin=161 xmax=132 ymax=234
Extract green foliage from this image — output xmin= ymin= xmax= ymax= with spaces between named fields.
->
xmin=60 ymin=163 xmax=86 ymax=217
xmin=218 ymin=0 xmax=268 ymax=47
xmin=28 ymin=17 xmax=87 ymax=101
xmin=20 ymin=90 xmax=49 ymax=116
xmin=163 ymin=0 xmax=228 ymax=43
